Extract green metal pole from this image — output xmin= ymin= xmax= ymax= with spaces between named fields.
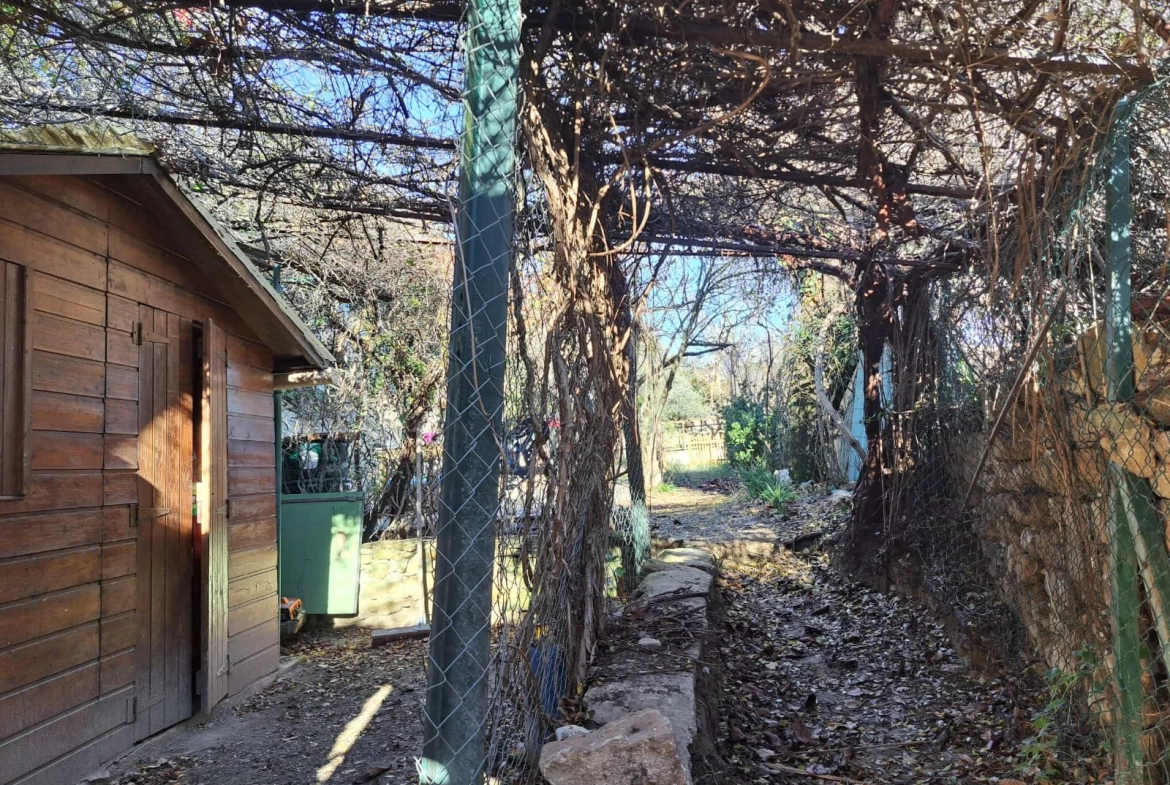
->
xmin=1104 ymin=102 xmax=1147 ymax=785
xmin=274 ymin=390 xmax=283 ymax=601
xmin=421 ymin=0 xmax=520 ymax=782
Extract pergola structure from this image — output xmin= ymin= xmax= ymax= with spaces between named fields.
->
xmin=4 ymin=0 xmax=1165 ymax=574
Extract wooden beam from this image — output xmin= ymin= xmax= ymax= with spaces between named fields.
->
xmin=624 ymin=20 xmax=1155 ymax=81
xmin=636 ymin=157 xmax=990 ymax=199
xmin=0 ymin=152 xmax=150 ymax=176
xmin=14 ymin=102 xmax=456 ymax=151
xmin=630 ymin=235 xmax=962 ymax=270
xmin=138 ymin=3 xmax=1154 ymax=81
xmin=273 ymin=369 xmax=339 ymax=389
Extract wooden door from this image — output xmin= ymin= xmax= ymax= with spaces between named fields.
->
xmin=134 ymin=306 xmax=196 ymax=740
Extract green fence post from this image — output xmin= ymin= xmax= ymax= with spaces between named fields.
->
xmin=420 ymin=0 xmax=521 ymax=782
xmin=1104 ymin=100 xmax=1149 ymax=784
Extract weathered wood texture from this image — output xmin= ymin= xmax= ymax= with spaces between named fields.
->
xmin=0 ymin=175 xmax=280 ymax=785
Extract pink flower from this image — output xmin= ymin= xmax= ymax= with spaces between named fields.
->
xmin=422 ymin=431 xmax=436 ymax=444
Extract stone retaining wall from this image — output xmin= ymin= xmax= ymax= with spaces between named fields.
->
xmin=327 ymin=538 xmax=530 ymax=629
xmin=541 ymin=547 xmax=723 ymax=785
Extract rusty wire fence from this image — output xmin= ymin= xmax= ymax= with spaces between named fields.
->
xmin=874 ymin=75 xmax=1170 ymax=782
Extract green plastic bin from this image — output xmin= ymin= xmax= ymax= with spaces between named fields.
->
xmin=279 ymin=492 xmax=363 ymax=615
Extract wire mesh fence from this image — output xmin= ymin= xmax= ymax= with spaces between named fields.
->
xmin=418 ymin=1 xmax=644 ymax=782
xmin=869 ymin=74 xmax=1170 ymax=781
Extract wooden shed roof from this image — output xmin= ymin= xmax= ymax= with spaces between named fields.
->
xmin=0 ymin=126 xmax=333 ymax=372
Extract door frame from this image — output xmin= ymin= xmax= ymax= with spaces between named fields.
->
xmin=197 ymin=318 xmax=230 ymax=713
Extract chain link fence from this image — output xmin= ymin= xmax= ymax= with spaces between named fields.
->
xmin=874 ymin=74 xmax=1170 ymax=781
xmin=419 ymin=1 xmax=641 ymax=782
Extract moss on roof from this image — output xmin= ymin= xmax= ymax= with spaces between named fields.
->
xmin=0 ymin=121 xmax=155 ymax=156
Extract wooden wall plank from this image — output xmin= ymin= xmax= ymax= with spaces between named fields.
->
xmin=227 ymin=546 xmax=276 ymax=581
xmin=226 ymin=617 xmax=277 ymax=669
xmin=103 ymin=472 xmax=137 ymax=506
xmin=228 ymin=466 xmax=275 ymax=497
xmin=99 ymin=650 xmax=135 ymax=694
xmin=108 ymin=228 xmax=216 ymax=299
xmin=227 ymin=388 xmax=274 ymax=419
xmin=0 ymin=474 xmax=103 ymax=515
xmin=101 ymin=542 xmax=135 ymax=580
xmin=31 ymin=392 xmax=103 ymax=433
xmin=101 ymin=506 xmax=134 ymax=543
xmin=0 ymin=181 xmax=108 ymax=255
xmin=227 ymin=596 xmax=276 ymax=637
xmin=0 ymin=546 xmax=100 ymax=604
xmin=0 ymin=622 xmax=99 ymax=694
xmin=105 ymin=294 xmax=137 ymax=333
xmin=5 ymin=176 xmax=111 ymax=222
xmin=103 ymin=399 xmax=137 ymax=435
xmin=31 ymin=274 xmax=105 ymax=326
xmin=100 ymin=576 xmax=135 ymax=617
xmin=31 ymin=431 xmax=103 ymax=470
xmin=31 ymin=352 xmax=105 ymax=398
xmin=0 ymin=509 xmax=102 ymax=559
xmin=32 ymin=311 xmax=105 ymax=362
xmin=226 ymin=493 xmax=276 ymax=522
xmin=227 ymin=414 xmax=274 ymax=443
xmin=227 ymin=644 xmax=277 ymax=697
xmin=0 ymin=685 xmax=132 ymax=782
xmin=104 ymin=365 xmax=138 ymax=401
xmin=105 ymin=328 xmax=138 ymax=369
xmin=6 ymin=176 xmax=110 ymax=220
xmin=228 ymin=518 xmax=276 ymax=552
xmin=224 ymin=336 xmax=271 ymax=370
xmin=227 ymin=439 xmax=274 ymax=468
xmin=103 ymin=186 xmax=178 ymax=250
xmin=0 ymin=220 xmax=106 ymax=290
xmin=107 ymin=261 xmax=254 ymax=338
xmin=100 ymin=612 xmax=136 ymax=654
xmin=103 ymin=435 xmax=137 ymax=470
xmin=10 ymin=723 xmax=135 ymax=785
xmin=0 ymin=584 xmax=101 ymax=648
xmin=0 ymin=662 xmax=99 ymax=741
xmin=227 ymin=569 xmax=276 ymax=609
xmin=226 ymin=362 xmax=272 ymax=393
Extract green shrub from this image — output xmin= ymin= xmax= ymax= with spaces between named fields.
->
xmin=759 ymin=481 xmax=796 ymax=513
xmin=723 ymin=398 xmax=781 ymax=468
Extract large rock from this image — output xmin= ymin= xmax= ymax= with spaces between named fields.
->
xmin=585 ymin=672 xmax=696 ymax=776
xmin=654 ymin=547 xmax=717 ymax=574
xmin=635 ymin=565 xmax=712 ymax=612
xmin=539 ymin=709 xmax=691 ymax=785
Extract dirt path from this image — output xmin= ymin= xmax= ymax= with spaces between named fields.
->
xmin=648 ymin=485 xmax=1088 ymax=785
xmin=104 ymin=631 xmax=426 ymax=785
xmin=99 ymin=486 xmax=1077 ymax=785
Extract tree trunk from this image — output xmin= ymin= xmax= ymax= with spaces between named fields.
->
xmin=845 ymin=260 xmax=894 ymax=588
xmin=621 ymin=319 xmax=649 ymax=592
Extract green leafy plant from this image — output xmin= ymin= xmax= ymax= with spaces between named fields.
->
xmin=736 ymin=464 xmax=795 ymax=514
xmin=723 ymin=398 xmax=781 ymax=468
xmin=759 ymin=481 xmax=796 ymax=514
xmin=1018 ymin=648 xmax=1105 ymax=783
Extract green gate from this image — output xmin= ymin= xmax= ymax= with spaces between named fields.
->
xmin=278 ymin=492 xmax=363 ymax=615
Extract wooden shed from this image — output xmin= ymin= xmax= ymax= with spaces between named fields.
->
xmin=0 ymin=129 xmax=332 ymax=785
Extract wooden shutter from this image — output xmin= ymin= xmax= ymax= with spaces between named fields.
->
xmin=201 ymin=319 xmax=230 ymax=706
xmin=0 ymin=261 xmax=30 ymax=498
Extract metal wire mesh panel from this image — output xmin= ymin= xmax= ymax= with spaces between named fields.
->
xmin=892 ymin=76 xmax=1170 ymax=782
xmin=420 ymin=3 xmax=638 ymax=783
